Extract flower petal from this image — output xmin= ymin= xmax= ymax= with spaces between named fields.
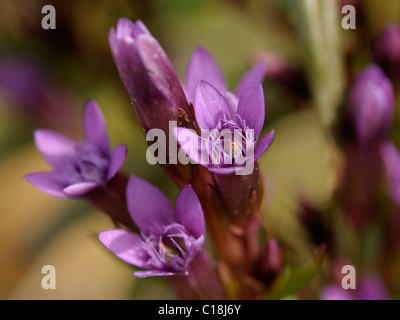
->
xmin=174 ymin=127 xmax=202 ymax=164
xmin=134 ymin=270 xmax=179 ymax=278
xmin=63 ymin=182 xmax=99 ymax=197
xmin=175 ymin=185 xmax=205 ymax=238
xmin=320 ymin=285 xmax=354 ymax=300
xmin=236 ymin=85 xmax=265 ymax=138
xmin=224 ymin=91 xmax=239 ymax=116
xmin=207 ymin=167 xmax=238 ymax=175
xmin=184 ymin=47 xmax=227 ymax=103
xmin=255 ymin=130 xmax=275 ymax=160
xmin=83 ymin=100 xmax=110 ymax=156
xmin=137 ymin=35 xmax=187 ymax=106
xmin=194 ymin=81 xmax=232 ymax=130
xmin=357 ymin=274 xmax=389 ymax=300
xmin=107 ymin=144 xmax=127 ymax=180
xmin=99 ymin=229 xmax=150 ymax=269
xmin=126 ymin=175 xmax=175 ymax=234
xmin=114 ymin=18 xmax=150 ymax=42
xmin=234 ymin=62 xmax=266 ymax=99
xmin=25 ymin=172 xmax=68 ymax=199
xmin=185 ymin=235 xmax=205 ymax=267
xmin=34 ymin=129 xmax=77 ymax=170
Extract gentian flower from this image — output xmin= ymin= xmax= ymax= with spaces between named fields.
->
xmin=25 ymin=99 xmax=127 ymax=198
xmin=99 ymin=175 xmax=205 ymax=278
xmin=184 ymin=46 xmax=267 ymax=105
xmin=175 ymin=81 xmax=274 ymax=227
xmin=320 ymin=274 xmax=389 ymax=300
xmin=348 ymin=64 xmax=394 ymax=146
xmin=176 ymin=82 xmax=274 ymax=175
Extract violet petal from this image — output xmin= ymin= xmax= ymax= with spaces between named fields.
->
xmin=194 ymin=81 xmax=231 ymax=130
xmin=24 ymin=172 xmax=68 ymax=199
xmin=224 ymin=91 xmax=239 ymax=116
xmin=137 ymin=35 xmax=186 ymax=106
xmin=99 ymin=229 xmax=150 ymax=269
xmin=63 ymin=182 xmax=99 ymax=197
xmin=320 ymin=285 xmax=354 ymax=300
xmin=126 ymin=175 xmax=175 ymax=234
xmin=106 ymin=144 xmax=127 ymax=181
xmin=134 ymin=270 xmax=179 ymax=278
xmin=236 ymin=85 xmax=265 ymax=138
xmin=83 ymin=99 xmax=110 ymax=157
xmin=207 ymin=167 xmax=238 ymax=175
xmin=235 ymin=62 xmax=266 ymax=99
xmin=174 ymin=127 xmax=202 ymax=164
xmin=255 ymin=130 xmax=275 ymax=160
xmin=175 ymin=185 xmax=205 ymax=238
xmin=184 ymin=47 xmax=227 ymax=103
xmin=34 ymin=129 xmax=77 ymax=170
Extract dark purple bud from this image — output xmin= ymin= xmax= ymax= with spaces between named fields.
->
xmin=373 ymin=24 xmax=400 ymax=82
xmin=109 ymin=19 xmax=191 ymax=126
xmin=298 ymin=200 xmax=332 ymax=253
xmin=348 ymin=64 xmax=394 ymax=145
xmin=255 ymin=239 xmax=283 ymax=286
xmin=109 ymin=19 xmax=196 ymax=185
xmin=250 ymin=51 xmax=309 ymax=99
xmin=337 ymin=143 xmax=383 ymax=230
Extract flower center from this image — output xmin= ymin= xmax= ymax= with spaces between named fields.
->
xmin=62 ymin=144 xmax=109 ymax=185
xmin=140 ymin=223 xmax=196 ymax=273
xmin=205 ymin=114 xmax=256 ymax=167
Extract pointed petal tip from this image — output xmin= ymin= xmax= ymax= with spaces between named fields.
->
xmin=107 ymin=144 xmax=128 ymax=180
xmin=82 ymin=99 xmax=110 ymax=155
xmin=255 ymin=129 xmax=275 ymax=160
xmin=126 ymin=174 xmax=174 ymax=234
xmin=24 ymin=172 xmax=69 ymax=199
xmin=63 ymin=182 xmax=99 ymax=197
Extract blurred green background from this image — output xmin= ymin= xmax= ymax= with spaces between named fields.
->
xmin=1 ymin=0 xmax=400 ymax=299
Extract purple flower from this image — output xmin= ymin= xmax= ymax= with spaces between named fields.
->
xmin=0 ymin=55 xmax=79 ymax=133
xmin=373 ymin=24 xmax=400 ymax=82
xmin=109 ymin=18 xmax=194 ymax=132
xmin=348 ymin=64 xmax=394 ymax=145
xmin=25 ymin=100 xmax=127 ymax=198
xmin=184 ymin=46 xmax=266 ymax=106
xmin=381 ymin=142 xmax=400 ymax=206
xmin=176 ymin=81 xmax=275 ymax=175
xmin=321 ymin=274 xmax=389 ymax=300
xmin=99 ymin=175 xmax=205 ymax=278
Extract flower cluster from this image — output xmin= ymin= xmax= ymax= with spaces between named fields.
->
xmin=25 ymin=18 xmax=276 ymax=299
xmin=24 ymin=10 xmax=400 ymax=300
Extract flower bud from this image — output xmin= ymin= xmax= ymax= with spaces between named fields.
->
xmin=255 ymin=239 xmax=283 ymax=286
xmin=348 ymin=64 xmax=394 ymax=145
xmin=109 ymin=18 xmax=195 ymax=185
xmin=373 ymin=24 xmax=400 ymax=82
